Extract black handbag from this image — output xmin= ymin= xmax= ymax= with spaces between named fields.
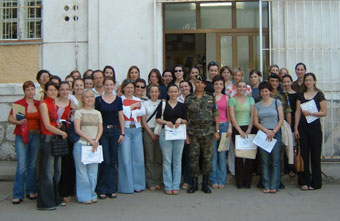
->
xmin=51 ymin=135 xmax=69 ymax=157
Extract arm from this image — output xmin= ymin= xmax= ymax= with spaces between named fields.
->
xmin=303 ymin=100 xmax=327 ymax=118
xmin=118 ymin=110 xmax=125 ymax=144
xmin=40 ymin=103 xmax=67 ymax=138
xmin=228 ymin=105 xmax=246 ymax=138
xmin=294 ymin=100 xmax=301 ymax=139
xmin=8 ymin=113 xmax=26 ymax=125
xmin=74 ymin=118 xmax=98 ymax=151
xmin=226 ymin=96 xmax=232 ymax=136
xmin=214 ymin=115 xmax=220 ymax=140
xmin=142 ymin=115 xmax=158 ymax=140
xmin=286 ymin=112 xmax=292 ymax=127
xmin=246 ymin=104 xmax=255 ymax=135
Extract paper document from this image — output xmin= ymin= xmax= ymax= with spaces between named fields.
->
xmin=81 ymin=145 xmax=103 ymax=165
xmin=218 ymin=133 xmax=231 ymax=152
xmin=253 ymin=130 xmax=277 ymax=153
xmin=165 ymin=124 xmax=186 ymax=140
xmin=235 ymin=134 xmax=256 ymax=150
xmin=12 ymin=104 xmax=25 ymax=120
xmin=300 ymin=99 xmax=319 ymax=123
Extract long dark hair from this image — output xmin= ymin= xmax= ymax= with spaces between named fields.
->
xmin=303 ymin=72 xmax=323 ymax=93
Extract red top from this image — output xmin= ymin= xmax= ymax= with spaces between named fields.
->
xmin=10 ymin=97 xmax=41 ymax=135
xmin=58 ymin=100 xmax=72 ymax=122
xmin=26 ymin=112 xmax=40 ymax=131
xmin=40 ymin=96 xmax=58 ymax=135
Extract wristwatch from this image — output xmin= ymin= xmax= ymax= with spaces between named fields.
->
xmin=216 ymin=130 xmax=220 ymax=133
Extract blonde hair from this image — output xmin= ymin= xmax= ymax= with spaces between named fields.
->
xmin=232 ymin=67 xmax=244 ymax=76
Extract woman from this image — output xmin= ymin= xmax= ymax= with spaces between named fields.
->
xmin=50 ymin=75 xmax=62 ymax=87
xmin=84 ymin=76 xmax=94 ymax=89
xmin=141 ymin=84 xmax=162 ymax=191
xmin=226 ymin=68 xmax=252 ymax=98
xmin=95 ymin=77 xmax=124 ymax=199
xmin=279 ymin=68 xmax=289 ymax=81
xmin=177 ymin=80 xmax=193 ymax=189
xmin=210 ymin=76 xmax=232 ymax=189
xmin=126 ymin=65 xmax=141 ymax=82
xmin=37 ymin=81 xmax=68 ymax=210
xmin=35 ymin=69 xmax=51 ymax=100
xmin=8 ymin=81 xmax=41 ymax=204
xmin=295 ymin=73 xmax=327 ymax=190
xmin=220 ymin=66 xmax=233 ymax=90
xmin=118 ymin=79 xmax=146 ymax=193
xmin=228 ymin=81 xmax=255 ymax=189
xmin=292 ymin=62 xmax=307 ymax=93
xmin=249 ymin=70 xmax=262 ymax=101
xmin=55 ymin=82 xmax=75 ymax=204
xmin=103 ymin=65 xmax=119 ymax=94
xmin=156 ymin=84 xmax=187 ymax=195
xmin=173 ymin=65 xmax=186 ymax=88
xmin=205 ymin=61 xmax=219 ymax=93
xmin=269 ymin=64 xmax=280 ymax=76
xmin=69 ymin=78 xmax=85 ymax=108
xmin=147 ymin=68 xmax=167 ymax=100
xmin=254 ymin=82 xmax=284 ymax=193
xmin=162 ymin=70 xmax=174 ymax=88
xmin=83 ymin=69 xmax=93 ymax=79
xmin=73 ymin=89 xmax=103 ymax=203
xmin=70 ymin=70 xmax=81 ymax=79
xmin=65 ymin=75 xmax=74 ymax=91
xmin=134 ymin=78 xmax=149 ymax=101
xmin=187 ymin=66 xmax=199 ymax=91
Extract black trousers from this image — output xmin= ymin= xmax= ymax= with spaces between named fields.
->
xmin=58 ymin=141 xmax=76 ymax=197
xmin=232 ymin=126 xmax=255 ymax=187
xmin=298 ymin=120 xmax=322 ymax=189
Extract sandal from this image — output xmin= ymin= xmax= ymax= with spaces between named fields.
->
xmin=149 ymin=186 xmax=157 ymax=191
xmin=172 ymin=190 xmax=179 ymax=195
xmin=308 ymin=186 xmax=315 ymax=191
xmin=289 ymin=171 xmax=296 ymax=177
xmin=107 ymin=193 xmax=117 ymax=199
xmin=155 ymin=185 xmax=162 ymax=190
xmin=270 ymin=189 xmax=277 ymax=194
xmin=27 ymin=194 xmax=37 ymax=200
xmin=218 ymin=185 xmax=225 ymax=189
xmin=165 ymin=190 xmax=172 ymax=195
xmin=181 ymin=183 xmax=189 ymax=189
xmin=211 ymin=184 xmax=218 ymax=189
xmin=300 ymin=185 xmax=308 ymax=191
xmin=98 ymin=194 xmax=107 ymax=199
xmin=263 ymin=189 xmax=270 ymax=194
xmin=12 ymin=199 xmax=22 ymax=204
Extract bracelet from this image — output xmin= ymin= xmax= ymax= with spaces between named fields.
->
xmin=121 ymin=134 xmax=125 ymax=136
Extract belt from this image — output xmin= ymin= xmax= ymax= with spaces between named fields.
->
xmin=129 ymin=124 xmax=136 ymax=128
xmin=106 ymin=125 xmax=119 ymax=129
xmin=28 ymin=129 xmax=39 ymax=134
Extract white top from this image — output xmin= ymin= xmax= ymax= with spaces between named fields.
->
xmin=121 ymin=95 xmax=146 ymax=128
xmin=143 ymin=99 xmax=161 ymax=128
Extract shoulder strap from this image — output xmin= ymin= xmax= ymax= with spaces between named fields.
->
xmin=146 ymin=102 xmax=158 ymax=123
xmin=161 ymin=101 xmax=166 ymax=120
xmin=275 ymin=98 xmax=279 ymax=121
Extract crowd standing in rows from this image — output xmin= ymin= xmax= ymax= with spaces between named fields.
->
xmin=8 ymin=62 xmax=327 ymax=209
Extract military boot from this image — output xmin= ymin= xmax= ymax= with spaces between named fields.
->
xmin=187 ymin=177 xmax=198 ymax=194
xmin=202 ymin=175 xmax=212 ymax=194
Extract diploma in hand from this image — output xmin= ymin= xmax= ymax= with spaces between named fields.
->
xmin=164 ymin=124 xmax=186 ymax=140
xmin=81 ymin=145 xmax=103 ymax=165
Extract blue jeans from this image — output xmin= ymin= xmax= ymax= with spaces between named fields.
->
xmin=260 ymin=130 xmax=282 ymax=190
xmin=96 ymin=127 xmax=120 ymax=194
xmin=210 ymin=122 xmax=229 ymax=185
xmin=159 ymin=129 xmax=185 ymax=191
xmin=13 ymin=132 xmax=40 ymax=199
xmin=118 ymin=127 xmax=145 ymax=193
xmin=73 ymin=141 xmax=98 ymax=202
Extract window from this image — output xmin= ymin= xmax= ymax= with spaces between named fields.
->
xmin=0 ymin=0 xmax=42 ymax=40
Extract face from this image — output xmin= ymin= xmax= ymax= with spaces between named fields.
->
xmin=51 ymin=79 xmax=60 ymax=86
xmin=104 ymin=69 xmax=114 ymax=78
xmin=24 ymin=86 xmax=36 ymax=99
xmin=59 ymin=84 xmax=70 ymax=98
xmin=149 ymin=86 xmax=160 ymax=100
xmin=174 ymin=67 xmax=184 ymax=80
xmin=279 ymin=69 xmax=288 ymax=80
xmin=180 ymin=82 xmax=191 ymax=96
xmin=104 ymin=79 xmax=115 ymax=93
xmin=296 ymin=65 xmax=306 ymax=79
xmin=304 ymin=75 xmax=316 ymax=89
xmin=150 ymin=72 xmax=159 ymax=84
xmin=236 ymin=82 xmax=247 ymax=95
xmin=74 ymin=80 xmax=84 ymax=95
xmin=84 ymin=79 xmax=93 ymax=89
xmin=233 ymin=71 xmax=243 ymax=83
xmin=39 ymin=72 xmax=50 ymax=85
xmin=65 ymin=77 xmax=74 ymax=89
xmin=190 ymin=68 xmax=199 ymax=80
xmin=250 ymin=73 xmax=260 ymax=86
xmin=269 ymin=78 xmax=280 ymax=90
xmin=213 ymin=80 xmax=224 ymax=93
xmin=168 ymin=86 xmax=179 ymax=100
xmin=209 ymin=66 xmax=219 ymax=79
xmin=93 ymin=72 xmax=104 ymax=87
xmin=270 ymin=67 xmax=279 ymax=75
xmin=135 ymin=82 xmax=146 ymax=96
xmin=71 ymin=72 xmax=81 ymax=79
xmin=260 ymin=88 xmax=271 ymax=99
xmin=129 ymin=68 xmax=140 ymax=81
xmin=282 ymin=77 xmax=292 ymax=90
xmin=123 ymin=83 xmax=135 ymax=96
xmin=83 ymin=91 xmax=95 ymax=107
xmin=163 ymin=72 xmax=173 ymax=84
xmin=194 ymin=80 xmax=206 ymax=92
xmin=221 ymin=69 xmax=231 ymax=81
xmin=46 ymin=85 xmax=58 ymax=99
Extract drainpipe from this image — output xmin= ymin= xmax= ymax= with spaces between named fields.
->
xmin=153 ymin=0 xmax=157 ymax=67
xmin=259 ymin=0 xmax=263 ymax=74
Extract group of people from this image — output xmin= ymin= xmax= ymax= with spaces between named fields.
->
xmin=8 ymin=62 xmax=327 ymax=210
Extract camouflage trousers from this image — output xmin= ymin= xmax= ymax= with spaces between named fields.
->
xmin=188 ymin=132 xmax=214 ymax=177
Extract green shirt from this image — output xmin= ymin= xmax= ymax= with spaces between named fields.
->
xmin=228 ymin=96 xmax=255 ymax=126
xmin=271 ymin=91 xmax=292 ymax=114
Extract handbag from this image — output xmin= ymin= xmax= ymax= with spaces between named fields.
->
xmin=154 ymin=101 xmax=166 ymax=135
xmin=68 ymin=121 xmax=80 ymax=143
xmin=51 ymin=135 xmax=69 ymax=157
xmin=294 ymin=139 xmax=304 ymax=172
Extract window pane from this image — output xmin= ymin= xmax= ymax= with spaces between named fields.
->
xmin=237 ymin=36 xmax=250 ymax=80
xmin=165 ymin=3 xmax=196 ymax=30
xmin=200 ymin=2 xmax=232 ymax=29
xmin=24 ymin=0 xmax=42 ymax=39
xmin=220 ymin=36 xmax=233 ymax=67
xmin=1 ymin=0 xmax=18 ymax=39
xmin=236 ymin=2 xmax=268 ymax=28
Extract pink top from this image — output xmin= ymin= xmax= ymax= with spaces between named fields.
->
xmin=216 ymin=94 xmax=228 ymax=123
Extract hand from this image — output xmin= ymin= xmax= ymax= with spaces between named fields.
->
xmin=294 ymin=130 xmax=300 ymax=139
xmin=186 ymin=136 xmax=190 ymax=144
xmin=90 ymin=140 xmax=99 ymax=152
xmin=175 ymin=118 xmax=181 ymax=128
xmin=18 ymin=119 xmax=26 ymax=125
xmin=70 ymin=100 xmax=76 ymax=110
xmin=118 ymin=135 xmax=124 ymax=144
xmin=302 ymin=110 xmax=311 ymax=117
xmin=239 ymin=130 xmax=247 ymax=138
xmin=61 ymin=132 xmax=68 ymax=139
xmin=57 ymin=122 xmax=62 ymax=129
xmin=226 ymin=129 xmax=232 ymax=137
xmin=266 ymin=130 xmax=275 ymax=141
xmin=130 ymin=102 xmax=141 ymax=110
xmin=214 ymin=132 xmax=220 ymax=141
xmin=166 ymin=121 xmax=174 ymax=128
xmin=151 ymin=134 xmax=159 ymax=141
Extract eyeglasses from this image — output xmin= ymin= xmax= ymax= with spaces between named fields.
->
xmin=174 ymin=69 xmax=183 ymax=73
xmin=136 ymin=85 xmax=146 ymax=89
xmin=124 ymin=79 xmax=135 ymax=84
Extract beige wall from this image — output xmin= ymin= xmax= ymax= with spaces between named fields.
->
xmin=0 ymin=44 xmax=40 ymax=83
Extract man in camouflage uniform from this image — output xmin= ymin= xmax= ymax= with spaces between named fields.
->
xmin=185 ymin=75 xmax=219 ymax=194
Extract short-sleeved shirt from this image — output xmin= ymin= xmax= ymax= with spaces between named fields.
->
xmin=74 ymin=108 xmax=102 ymax=142
xmin=156 ymin=101 xmax=187 ymax=127
xmin=292 ymin=80 xmax=305 ymax=94
xmin=297 ymin=91 xmax=326 ymax=124
xmin=95 ymin=96 xmax=122 ymax=127
xmin=143 ymin=99 xmax=161 ymax=128
xmin=256 ymin=99 xmax=282 ymax=129
xmin=271 ymin=91 xmax=292 ymax=114
xmin=228 ymin=96 xmax=255 ymax=126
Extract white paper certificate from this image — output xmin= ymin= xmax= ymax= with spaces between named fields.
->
xmin=218 ymin=133 xmax=231 ymax=152
xmin=253 ymin=130 xmax=277 ymax=153
xmin=165 ymin=124 xmax=186 ymax=140
xmin=300 ymin=99 xmax=319 ymax=123
xmin=81 ymin=145 xmax=103 ymax=165
xmin=235 ymin=134 xmax=256 ymax=150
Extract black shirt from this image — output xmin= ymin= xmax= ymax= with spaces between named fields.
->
xmin=297 ymin=91 xmax=325 ymax=124
xmin=156 ymin=101 xmax=187 ymax=126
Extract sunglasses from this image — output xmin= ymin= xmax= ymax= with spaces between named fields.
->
xmin=136 ymin=85 xmax=146 ymax=89
xmin=174 ymin=69 xmax=183 ymax=73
